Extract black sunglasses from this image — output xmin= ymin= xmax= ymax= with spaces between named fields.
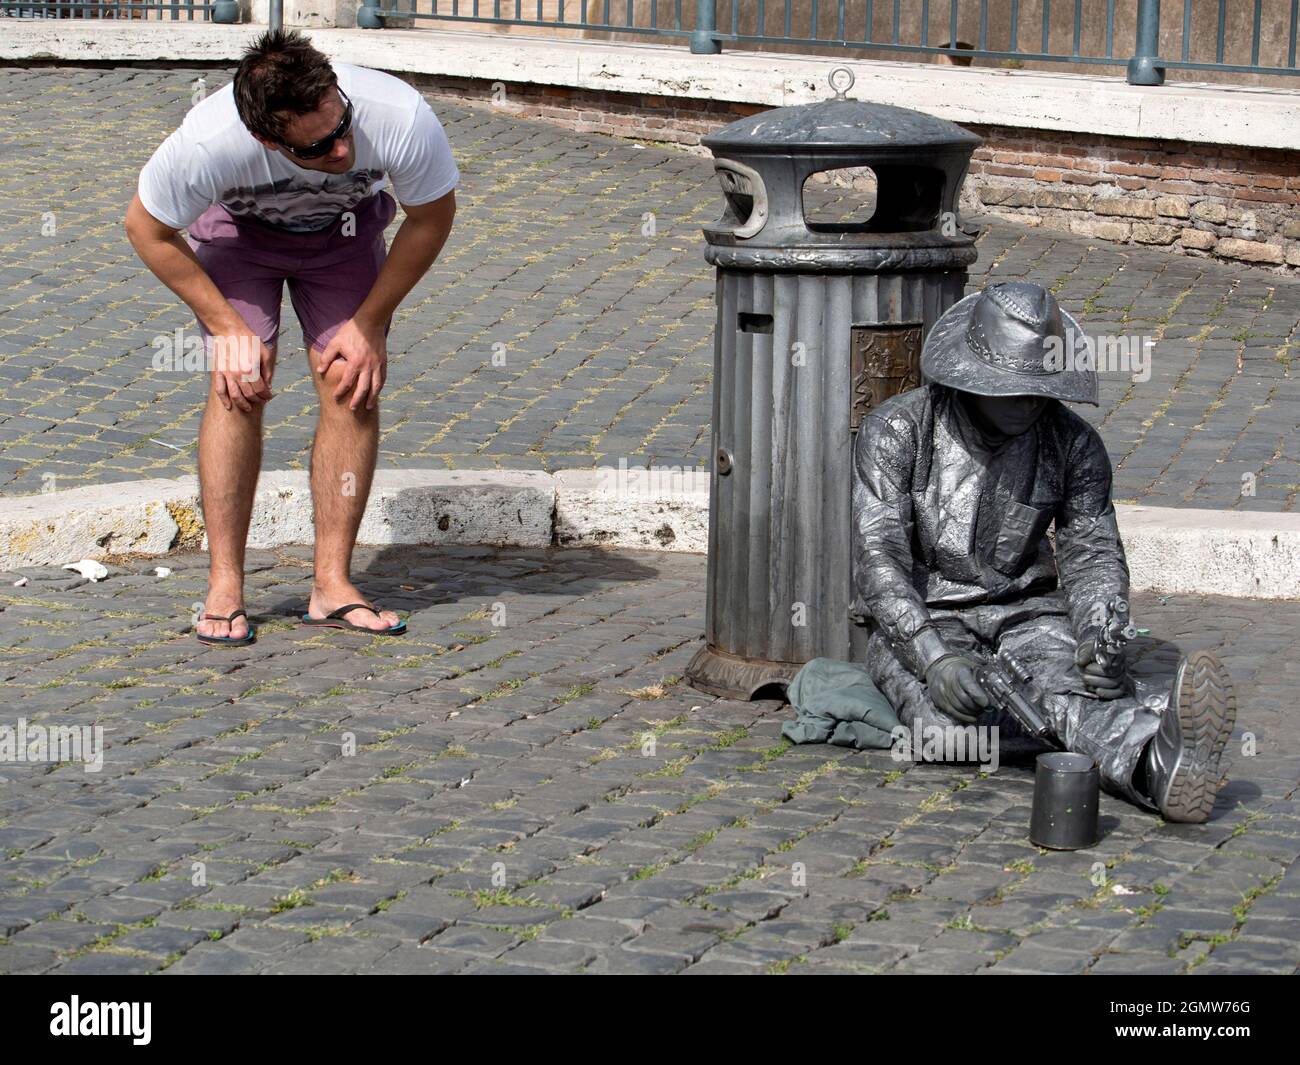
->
xmin=280 ymin=87 xmax=353 ymax=160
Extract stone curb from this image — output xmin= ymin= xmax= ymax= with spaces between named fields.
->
xmin=0 ymin=469 xmax=554 ymax=570
xmin=3 ymin=470 xmax=1298 ymax=600
xmin=3 ymin=22 xmax=1299 ymax=150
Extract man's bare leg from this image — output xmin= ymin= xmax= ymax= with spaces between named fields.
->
xmin=196 ymin=346 xmax=276 ymax=640
xmin=306 ymin=350 xmax=400 ymax=631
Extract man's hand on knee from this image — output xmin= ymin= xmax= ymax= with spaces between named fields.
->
xmin=316 ymin=317 xmax=387 ymax=412
xmin=212 ymin=330 xmax=274 ymax=413
xmin=924 ymin=654 xmax=990 ymax=723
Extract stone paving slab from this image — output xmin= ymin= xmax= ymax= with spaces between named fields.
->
xmin=0 ymin=65 xmax=1297 ymax=509
xmin=0 ymin=546 xmax=1296 ymax=974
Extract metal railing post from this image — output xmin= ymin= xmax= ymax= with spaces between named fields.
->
xmin=269 ymin=0 xmax=282 ymax=29
xmin=690 ymin=0 xmax=721 ymax=53
xmin=1127 ymin=0 xmax=1165 ymax=84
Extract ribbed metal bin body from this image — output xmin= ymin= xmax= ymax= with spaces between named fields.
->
xmin=700 ymin=269 xmax=967 ymax=696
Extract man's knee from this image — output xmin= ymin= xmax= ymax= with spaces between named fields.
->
xmin=318 ymin=358 xmax=378 ymax=416
xmin=318 ymin=356 xmax=349 ymax=392
xmin=206 ymin=378 xmax=271 ymax=416
xmin=206 ymin=342 xmax=276 ymax=410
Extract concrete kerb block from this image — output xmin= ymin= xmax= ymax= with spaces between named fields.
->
xmin=0 ymin=477 xmax=200 ymax=570
xmin=1117 ymin=504 xmax=1300 ymax=600
xmin=231 ymin=469 xmax=556 ymax=550
xmin=0 ymin=470 xmax=555 ymax=570
xmin=354 ymin=469 xmax=555 ymax=548
xmin=554 ymin=467 xmax=709 ymax=552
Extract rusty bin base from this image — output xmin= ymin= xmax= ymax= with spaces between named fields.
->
xmin=685 ymin=645 xmax=801 ymax=701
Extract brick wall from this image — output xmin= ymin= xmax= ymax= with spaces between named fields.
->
xmin=409 ymin=75 xmax=762 ymax=148
xmin=409 ymin=73 xmax=1300 ymax=272
xmin=963 ymin=129 xmax=1300 ymax=270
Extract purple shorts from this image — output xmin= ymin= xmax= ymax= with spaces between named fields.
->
xmin=186 ymin=191 xmax=397 ymax=355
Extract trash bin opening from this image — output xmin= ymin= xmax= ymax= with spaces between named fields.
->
xmin=803 ymin=164 xmax=944 ymax=234
xmin=713 ymin=160 xmax=769 ymax=239
xmin=737 ymin=312 xmax=774 ymax=334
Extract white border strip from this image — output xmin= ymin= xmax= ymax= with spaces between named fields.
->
xmin=2 ymin=469 xmax=1298 ymax=599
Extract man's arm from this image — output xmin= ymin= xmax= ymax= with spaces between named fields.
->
xmin=124 ymin=194 xmax=272 ymax=412
xmin=852 ymin=412 xmax=950 ymax=677
xmin=1054 ymin=421 xmax=1130 ymax=638
xmin=855 ymin=414 xmax=989 ymax=719
xmin=317 ymin=190 xmax=456 ymax=410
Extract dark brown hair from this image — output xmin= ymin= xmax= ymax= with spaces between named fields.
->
xmin=233 ymin=29 xmax=337 ymax=143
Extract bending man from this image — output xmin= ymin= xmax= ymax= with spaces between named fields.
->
xmin=126 ymin=29 xmax=457 ymax=644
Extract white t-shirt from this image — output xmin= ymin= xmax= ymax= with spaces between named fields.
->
xmin=138 ymin=64 xmax=459 ymax=233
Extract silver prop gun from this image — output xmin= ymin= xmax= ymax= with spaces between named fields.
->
xmin=1094 ymin=595 xmax=1139 ymax=673
xmin=974 ymin=649 xmax=1059 ymax=747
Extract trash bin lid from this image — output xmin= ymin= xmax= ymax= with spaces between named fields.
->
xmin=703 ymin=98 xmax=980 ymax=157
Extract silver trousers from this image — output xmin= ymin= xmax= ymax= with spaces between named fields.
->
xmin=864 ymin=592 xmax=1163 ymax=807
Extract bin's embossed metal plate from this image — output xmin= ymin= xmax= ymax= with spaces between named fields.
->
xmin=850 ymin=322 xmax=923 ymax=431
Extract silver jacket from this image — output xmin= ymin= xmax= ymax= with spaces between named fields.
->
xmin=852 ymin=384 xmax=1129 ymax=677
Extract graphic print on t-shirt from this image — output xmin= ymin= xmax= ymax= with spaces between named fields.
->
xmin=219 ymin=169 xmax=384 ymax=232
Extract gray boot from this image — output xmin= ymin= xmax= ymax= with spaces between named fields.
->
xmin=1143 ymin=650 xmax=1236 ymax=823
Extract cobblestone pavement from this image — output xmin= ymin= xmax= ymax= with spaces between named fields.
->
xmin=0 ymin=546 xmax=1296 ymax=975
xmin=0 ymin=65 xmax=1298 ymax=509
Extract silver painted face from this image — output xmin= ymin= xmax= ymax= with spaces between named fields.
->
xmin=970 ymin=393 xmax=1049 ymax=437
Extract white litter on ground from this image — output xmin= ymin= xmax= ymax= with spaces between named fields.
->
xmin=62 ymin=560 xmax=109 ymax=582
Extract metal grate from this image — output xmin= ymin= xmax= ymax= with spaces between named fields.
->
xmin=0 ymin=1 xmax=230 ymax=20
xmin=354 ymin=0 xmax=1300 ymax=83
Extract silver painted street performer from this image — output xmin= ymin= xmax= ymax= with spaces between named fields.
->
xmin=852 ymin=281 xmax=1236 ymax=822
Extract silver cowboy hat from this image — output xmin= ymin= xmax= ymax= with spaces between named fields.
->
xmin=921 ymin=281 xmax=1098 ymax=405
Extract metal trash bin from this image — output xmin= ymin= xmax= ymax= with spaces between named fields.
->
xmin=686 ymin=70 xmax=982 ymax=700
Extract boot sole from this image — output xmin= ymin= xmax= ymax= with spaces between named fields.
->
xmin=1160 ymin=650 xmax=1237 ymax=823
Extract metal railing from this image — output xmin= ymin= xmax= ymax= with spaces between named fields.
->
xmin=354 ymin=0 xmax=1300 ymax=85
xmin=0 ymin=0 xmax=238 ymax=18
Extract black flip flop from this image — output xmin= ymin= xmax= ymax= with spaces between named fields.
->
xmin=196 ymin=609 xmax=257 ymax=646
xmin=300 ymin=603 xmax=407 ymax=636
